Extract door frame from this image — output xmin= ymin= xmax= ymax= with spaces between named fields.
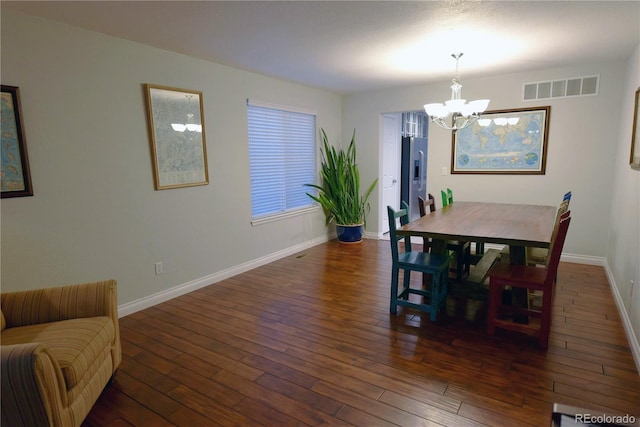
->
xmin=380 ymin=113 xmax=402 ymax=235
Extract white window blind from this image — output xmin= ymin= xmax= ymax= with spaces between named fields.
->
xmin=247 ymin=101 xmax=317 ymax=222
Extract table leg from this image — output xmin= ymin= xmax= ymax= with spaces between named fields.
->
xmin=430 ymin=239 xmax=448 ymax=256
xmin=509 ymin=246 xmax=526 ymax=265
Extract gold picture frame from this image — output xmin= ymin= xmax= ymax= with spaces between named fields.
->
xmin=630 ymin=87 xmax=640 ymax=170
xmin=144 ymin=84 xmax=209 ymax=189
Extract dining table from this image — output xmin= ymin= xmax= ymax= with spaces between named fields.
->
xmin=396 ymin=201 xmax=558 ymax=265
xmin=396 ymin=201 xmax=558 ymax=318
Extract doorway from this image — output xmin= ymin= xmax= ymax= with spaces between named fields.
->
xmin=380 ymin=111 xmax=429 ymax=234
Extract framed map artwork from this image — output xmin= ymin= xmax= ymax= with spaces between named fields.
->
xmin=452 ymin=106 xmax=551 ymax=174
xmin=1 ymin=85 xmax=33 ymax=198
xmin=144 ymin=84 xmax=209 ymax=190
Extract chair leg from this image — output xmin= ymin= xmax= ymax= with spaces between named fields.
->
xmin=455 ymin=249 xmax=463 ymax=281
xmin=108 ymin=370 xmax=118 ymax=386
xmin=539 ymin=288 xmax=554 ymax=348
xmin=464 ymin=245 xmax=471 ymax=276
xmin=428 ymin=268 xmax=449 ymax=322
xmin=440 ymin=269 xmax=448 ymax=306
xmin=487 ymin=279 xmax=501 ymax=335
xmin=429 ymin=271 xmax=440 ymax=322
xmin=402 ymin=270 xmax=411 ymax=300
xmin=390 ymin=268 xmax=399 ymax=314
xmin=449 ymin=246 xmax=470 ymax=282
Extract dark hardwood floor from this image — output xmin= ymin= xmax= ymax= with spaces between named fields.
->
xmin=83 ymin=239 xmax=640 ymax=426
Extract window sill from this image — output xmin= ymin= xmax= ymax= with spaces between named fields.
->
xmin=251 ymin=205 xmax=320 ymax=226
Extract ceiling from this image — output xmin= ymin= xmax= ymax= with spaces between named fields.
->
xmin=4 ymin=1 xmax=640 ymax=94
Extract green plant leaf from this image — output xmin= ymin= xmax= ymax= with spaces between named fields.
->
xmin=305 ymin=128 xmax=378 ymax=226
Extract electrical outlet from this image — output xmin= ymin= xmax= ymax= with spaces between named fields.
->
xmin=441 ymin=166 xmax=448 ymax=175
xmin=154 ymin=262 xmax=163 ymax=275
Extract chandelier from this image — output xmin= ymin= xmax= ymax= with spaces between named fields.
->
xmin=423 ymin=53 xmax=490 ymax=132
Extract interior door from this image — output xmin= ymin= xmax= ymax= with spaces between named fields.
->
xmin=381 ymin=114 xmax=401 ymax=234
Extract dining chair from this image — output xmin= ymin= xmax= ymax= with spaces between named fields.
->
xmin=441 ymin=188 xmax=454 ymax=207
xmin=387 ymin=203 xmax=450 ymax=321
xmin=417 ymin=194 xmax=436 ymax=252
xmin=526 ymin=194 xmax=571 ymax=266
xmin=486 ymin=212 xmax=571 ymax=348
xmin=418 ymin=194 xmax=436 ymax=216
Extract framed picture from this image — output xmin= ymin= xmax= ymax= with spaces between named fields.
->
xmin=451 ymin=106 xmax=551 ymax=174
xmin=144 ymin=84 xmax=209 ymax=190
xmin=630 ymin=87 xmax=640 ymax=171
xmin=1 ymin=85 xmax=33 ymax=198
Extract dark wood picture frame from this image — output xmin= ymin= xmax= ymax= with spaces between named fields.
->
xmin=1 ymin=85 xmax=33 ymax=198
xmin=451 ymin=106 xmax=550 ymax=175
xmin=630 ymin=87 xmax=640 ymax=170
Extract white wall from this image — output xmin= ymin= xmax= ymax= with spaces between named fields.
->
xmin=608 ymin=44 xmax=640 ymax=362
xmin=0 ymin=10 xmax=338 ymax=307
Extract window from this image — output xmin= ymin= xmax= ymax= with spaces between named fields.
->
xmin=247 ymin=100 xmax=317 ymax=224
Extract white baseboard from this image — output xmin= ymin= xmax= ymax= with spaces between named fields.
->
xmin=603 ymin=263 xmax=640 ymax=373
xmin=560 ymin=252 xmax=607 ymax=266
xmin=117 ymin=234 xmax=330 ymax=317
xmin=365 ymin=231 xmax=385 ymax=240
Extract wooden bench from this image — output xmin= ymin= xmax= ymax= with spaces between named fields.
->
xmin=446 ymin=249 xmax=502 ymax=321
xmin=465 ymin=248 xmax=501 ymax=287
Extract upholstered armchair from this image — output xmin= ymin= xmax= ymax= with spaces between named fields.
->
xmin=1 ymin=280 xmax=121 ymax=427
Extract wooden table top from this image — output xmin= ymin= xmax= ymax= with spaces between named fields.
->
xmin=397 ymin=201 xmax=557 ymax=248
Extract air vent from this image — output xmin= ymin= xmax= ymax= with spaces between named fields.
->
xmin=523 ymin=75 xmax=599 ymax=101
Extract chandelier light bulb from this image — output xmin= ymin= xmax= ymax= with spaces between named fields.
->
xmin=171 ymin=97 xmax=202 ymax=133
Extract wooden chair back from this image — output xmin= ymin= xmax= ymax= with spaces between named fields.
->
xmin=544 ymin=212 xmax=571 ymax=284
xmin=418 ymin=194 xmax=436 ymax=217
xmin=544 ymin=207 xmax=570 ymax=267
xmin=441 ymin=188 xmax=454 ymax=207
xmin=387 ymin=202 xmax=412 ymax=261
xmin=417 ymin=194 xmax=436 ymax=253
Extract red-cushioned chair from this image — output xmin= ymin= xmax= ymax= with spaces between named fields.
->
xmin=486 ymin=212 xmax=571 ymax=348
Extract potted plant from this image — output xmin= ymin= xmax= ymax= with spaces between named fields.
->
xmin=305 ymin=128 xmax=378 ymax=243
